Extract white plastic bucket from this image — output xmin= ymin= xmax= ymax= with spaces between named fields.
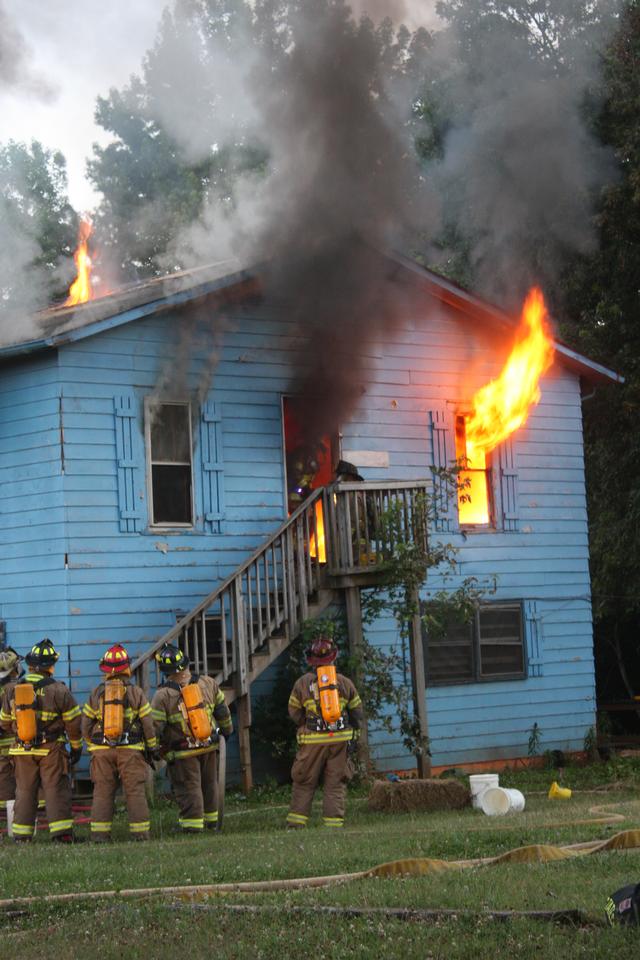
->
xmin=5 ymin=799 xmax=15 ymax=837
xmin=480 ymin=786 xmax=526 ymax=816
xmin=469 ymin=773 xmax=500 ymax=809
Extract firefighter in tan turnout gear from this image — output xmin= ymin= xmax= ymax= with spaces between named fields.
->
xmin=0 ymin=640 xmax=82 ymax=842
xmin=151 ymin=643 xmax=233 ymax=833
xmin=286 ymin=636 xmax=364 ymax=829
xmin=0 ymin=648 xmax=23 ymax=818
xmin=82 ymin=644 xmax=159 ymax=841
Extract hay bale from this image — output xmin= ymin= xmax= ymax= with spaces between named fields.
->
xmin=367 ymin=778 xmax=470 ymax=814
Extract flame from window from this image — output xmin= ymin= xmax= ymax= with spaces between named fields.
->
xmin=64 ymin=218 xmax=94 ymax=306
xmin=465 ymin=286 xmax=555 ymax=464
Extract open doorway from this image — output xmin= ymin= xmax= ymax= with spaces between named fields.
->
xmin=282 ymin=396 xmax=337 ymax=515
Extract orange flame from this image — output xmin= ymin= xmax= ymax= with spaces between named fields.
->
xmin=465 ymin=286 xmax=555 ymax=463
xmin=64 ymin=219 xmax=94 ymax=306
xmin=309 ymin=500 xmax=326 ymax=564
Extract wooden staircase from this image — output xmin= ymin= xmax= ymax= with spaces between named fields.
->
xmin=131 ymin=481 xmax=429 ymax=789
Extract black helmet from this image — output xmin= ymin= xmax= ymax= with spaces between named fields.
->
xmin=335 ymin=460 xmax=364 ymax=482
xmin=25 ymin=639 xmax=59 ymax=668
xmin=155 ymin=643 xmax=188 ymax=675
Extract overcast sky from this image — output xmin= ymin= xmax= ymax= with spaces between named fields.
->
xmin=0 ymin=0 xmax=164 ymax=210
xmin=0 ymin=1 xmax=436 ymax=212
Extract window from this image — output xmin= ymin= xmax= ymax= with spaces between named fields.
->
xmin=146 ymin=401 xmax=194 ymax=526
xmin=423 ymin=602 xmax=525 ymax=685
xmin=455 ymin=414 xmax=492 ymax=526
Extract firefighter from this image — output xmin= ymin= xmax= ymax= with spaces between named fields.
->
xmin=0 ymin=639 xmax=82 ymax=842
xmin=286 ymin=635 xmax=364 ymax=829
xmin=0 ymin=648 xmax=23 ymax=819
xmin=82 ymin=644 xmax=159 ymax=841
xmin=151 ymin=643 xmax=233 ymax=833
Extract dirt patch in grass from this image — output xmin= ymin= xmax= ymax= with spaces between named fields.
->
xmin=367 ymin=778 xmax=470 ymax=814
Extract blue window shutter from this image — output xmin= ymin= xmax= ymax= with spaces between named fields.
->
xmin=428 ymin=409 xmax=458 ymax=534
xmin=524 ymin=600 xmax=544 ymax=677
xmin=200 ymin=401 xmax=225 ymax=534
xmin=495 ymin=437 xmax=519 ymax=532
xmin=114 ymin=395 xmax=143 ymax=533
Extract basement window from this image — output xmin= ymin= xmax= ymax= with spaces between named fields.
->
xmin=146 ymin=400 xmax=194 ymax=526
xmin=422 ymin=602 xmax=525 ymax=686
xmin=455 ymin=414 xmax=492 ymax=526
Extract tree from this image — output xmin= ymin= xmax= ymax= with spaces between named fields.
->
xmin=558 ymin=1 xmax=640 ymax=706
xmin=0 ymin=139 xmax=77 ymax=317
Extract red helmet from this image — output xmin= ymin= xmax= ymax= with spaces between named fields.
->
xmin=307 ymin=637 xmax=338 ymax=666
xmin=99 ymin=643 xmax=131 ymax=674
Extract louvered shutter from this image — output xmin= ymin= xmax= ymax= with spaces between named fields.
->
xmin=114 ymin=394 xmax=143 ymax=532
xmin=200 ymin=401 xmax=225 ymax=534
xmin=428 ymin=409 xmax=458 ymax=533
xmin=524 ymin=600 xmax=544 ymax=677
xmin=495 ymin=437 xmax=519 ymax=532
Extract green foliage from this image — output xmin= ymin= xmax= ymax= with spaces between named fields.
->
xmin=527 ymin=721 xmax=543 ymax=757
xmin=0 ymin=139 xmax=78 ymax=308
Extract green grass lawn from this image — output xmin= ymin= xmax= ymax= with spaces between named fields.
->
xmin=2 ymin=762 xmax=640 ymax=958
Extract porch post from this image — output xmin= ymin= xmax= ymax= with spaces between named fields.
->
xmin=236 ymin=693 xmax=253 ymax=794
xmin=344 ymin=586 xmax=370 ymax=763
xmin=409 ymin=585 xmax=431 ymax=778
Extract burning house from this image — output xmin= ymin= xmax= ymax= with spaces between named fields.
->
xmin=0 ymin=248 xmax=621 ymax=784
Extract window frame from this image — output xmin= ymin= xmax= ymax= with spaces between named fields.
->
xmin=145 ymin=397 xmax=195 ymax=529
xmin=423 ymin=600 xmax=527 ymax=687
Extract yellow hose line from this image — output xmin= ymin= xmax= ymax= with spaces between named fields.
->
xmin=2 ymin=828 xmax=640 ymax=911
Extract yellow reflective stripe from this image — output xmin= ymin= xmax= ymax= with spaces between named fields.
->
xmin=129 ymin=821 xmax=150 ymax=833
xmin=39 ymin=711 xmax=59 ymax=721
xmin=37 ymin=799 xmax=46 ymax=809
xmin=203 ymin=811 xmax=218 ymax=823
xmin=49 ymin=819 xmax=73 ymax=833
xmin=168 ymin=712 xmax=183 ymax=723
xmin=302 ymin=698 xmax=316 ymax=710
xmin=138 ymin=703 xmax=152 ymax=718
xmin=323 ymin=818 xmax=344 ymax=827
xmin=151 ymin=708 xmax=166 ymax=722
xmin=68 ymin=739 xmax=82 ymax=749
xmin=145 ymin=737 xmax=158 ymax=748
xmin=171 ymin=744 xmax=217 ymax=760
xmin=91 ymin=822 xmax=112 ymax=832
xmin=83 ymin=704 xmax=99 ymax=719
xmin=297 ymin=730 xmax=354 ymax=744
xmin=87 ymin=742 xmax=145 ymax=751
xmin=62 ymin=706 xmax=81 ymax=721
xmin=12 ymin=823 xmax=36 ymax=836
xmin=215 ymin=691 xmax=226 ymax=706
xmin=220 ymin=719 xmax=233 ymax=733
xmin=288 ymin=695 xmax=302 ymax=708
xmin=179 ymin=818 xmax=204 ymax=829
xmin=348 ymin=695 xmax=362 ymax=708
xmin=10 ymin=747 xmax=53 ymax=756
xmin=0 ymin=709 xmax=12 ymax=722
xmin=286 ymin=812 xmax=308 ymax=824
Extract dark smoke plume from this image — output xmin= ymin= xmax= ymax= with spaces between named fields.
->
xmin=247 ymin=0 xmax=436 ymax=443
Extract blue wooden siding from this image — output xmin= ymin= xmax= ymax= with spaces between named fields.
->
xmin=0 ymin=291 xmax=595 ymax=770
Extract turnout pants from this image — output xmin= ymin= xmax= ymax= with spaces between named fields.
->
xmin=169 ymin=749 xmax=218 ymax=831
xmin=287 ymin=742 xmax=352 ymax=828
xmin=90 ymin=747 xmax=150 ymax=839
xmin=0 ymin=753 xmax=15 ymax=809
xmin=12 ymin=744 xmax=73 ymax=839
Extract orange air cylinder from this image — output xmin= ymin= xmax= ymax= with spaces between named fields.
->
xmin=15 ymin=683 xmax=38 ymax=745
xmin=316 ymin=665 xmax=341 ymax=725
xmin=181 ymin=683 xmax=212 ymax=742
xmin=103 ymin=678 xmax=125 ymax=742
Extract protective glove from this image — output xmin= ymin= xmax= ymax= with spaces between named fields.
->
xmin=218 ymin=727 xmax=233 ymax=740
xmin=68 ymin=746 xmax=82 ymax=766
xmin=347 ymin=739 xmax=358 ymax=757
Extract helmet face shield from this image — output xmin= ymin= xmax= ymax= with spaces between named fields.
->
xmin=0 ymin=647 xmax=23 ymax=681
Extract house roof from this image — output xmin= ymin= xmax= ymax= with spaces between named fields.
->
xmin=0 ymin=252 xmax=622 ymax=385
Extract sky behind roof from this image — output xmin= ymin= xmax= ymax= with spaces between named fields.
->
xmin=0 ymin=1 xmax=434 ymax=212
xmin=0 ymin=0 xmax=163 ymax=210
